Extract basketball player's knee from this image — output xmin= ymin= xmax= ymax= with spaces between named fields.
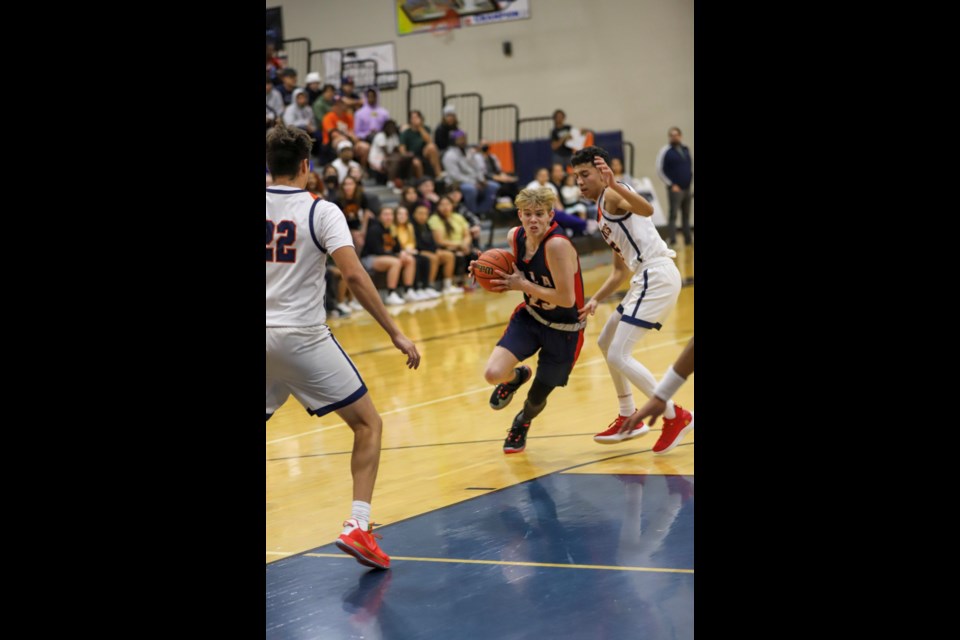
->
xmin=607 ymin=348 xmax=630 ymax=371
xmin=484 ymin=365 xmax=510 ymax=385
xmin=597 ymin=335 xmax=610 ymax=356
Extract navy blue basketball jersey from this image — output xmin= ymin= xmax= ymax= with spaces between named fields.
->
xmin=512 ymin=222 xmax=584 ymax=324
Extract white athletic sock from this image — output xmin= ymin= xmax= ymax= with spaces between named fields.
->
xmin=618 ymin=394 xmax=636 ymax=417
xmin=350 ymin=500 xmax=371 ymax=531
xmin=663 ymin=400 xmax=676 ymax=420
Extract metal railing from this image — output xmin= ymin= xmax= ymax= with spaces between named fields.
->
xmin=517 ymin=116 xmax=554 ymax=141
xmin=444 ymin=92 xmax=482 ymax=144
xmin=308 ymin=47 xmax=342 ymax=87
xmin=376 ymin=70 xmax=411 ymax=125
xmin=480 ymin=104 xmax=519 ymax=142
xmin=343 ymin=59 xmax=378 ymax=91
xmin=623 ymin=141 xmax=634 ymax=177
xmin=408 ymin=80 xmax=446 ymax=137
xmin=281 ymin=38 xmax=312 ymax=78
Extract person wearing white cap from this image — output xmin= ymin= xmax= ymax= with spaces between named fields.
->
xmin=332 ymin=139 xmax=361 ymax=183
xmin=304 ymin=71 xmax=323 ymax=104
xmin=434 ymin=104 xmax=459 ymax=152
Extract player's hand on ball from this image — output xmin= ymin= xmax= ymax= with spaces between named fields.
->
xmin=492 ymin=262 xmax=523 ymax=292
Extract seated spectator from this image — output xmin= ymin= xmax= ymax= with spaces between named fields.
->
xmin=610 ymin=156 xmax=642 ymax=191
xmin=550 ymin=163 xmax=567 ymax=192
xmin=303 ymin=72 xmax=323 ymax=105
xmin=333 ymin=175 xmax=376 ymax=251
xmin=321 ymin=164 xmax=340 ymax=201
xmin=354 ymin=88 xmax=391 ymax=142
xmin=368 ymin=119 xmax=404 ymax=185
xmin=444 ymin=183 xmax=483 ymax=247
xmin=434 ymin=104 xmax=459 ymax=153
xmin=549 ymin=109 xmax=592 ymax=169
xmin=266 ymin=41 xmax=284 ymax=87
xmin=399 ymin=110 xmax=442 ymax=178
xmin=392 ymin=206 xmax=441 ymax=299
xmin=312 ymin=84 xmax=337 ymax=128
xmin=442 ymin=130 xmax=499 ymax=216
xmin=282 ymin=89 xmax=318 ymax=151
xmin=321 ymin=96 xmax=370 ymax=168
xmin=332 ymin=140 xmax=362 ymax=183
xmin=401 ymin=185 xmax=430 ymax=215
xmin=339 ymin=76 xmax=363 ymax=112
xmin=361 ymin=207 xmax=417 ymax=305
xmin=428 ymin=195 xmax=480 ymax=292
xmin=276 ymin=68 xmax=299 ymax=106
xmin=411 ymin=204 xmax=457 ymax=294
xmin=471 ymin=140 xmax=519 ymax=201
xmin=265 ymin=74 xmax=284 ymax=129
xmin=305 ymin=170 xmax=324 ymax=198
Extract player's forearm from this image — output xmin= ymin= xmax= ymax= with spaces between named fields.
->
xmin=520 ymin=280 xmax=575 ymax=308
xmin=611 ymin=182 xmax=654 ymax=216
xmin=588 ymin=269 xmax=628 ymax=304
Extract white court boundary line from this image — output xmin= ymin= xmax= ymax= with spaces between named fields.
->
xmin=266 ymin=335 xmax=690 ymax=446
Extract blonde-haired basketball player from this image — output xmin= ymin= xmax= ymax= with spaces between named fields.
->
xmin=572 ymin=146 xmax=693 ymax=447
xmin=266 ymin=125 xmax=420 ymax=570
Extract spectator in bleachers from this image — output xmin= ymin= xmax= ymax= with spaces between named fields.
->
xmin=560 ymin=172 xmax=590 ymax=219
xmin=367 ymin=119 xmax=403 ymax=185
xmin=305 ymin=170 xmax=324 ymax=198
xmin=321 ymin=165 xmax=340 ymax=200
xmin=442 ymin=130 xmax=499 ymax=216
xmin=549 ymin=110 xmax=591 ymax=169
xmin=276 ymin=68 xmax=299 ymax=106
xmin=282 ymin=89 xmax=318 ymax=148
xmin=470 ymin=141 xmax=519 ymax=202
xmin=303 ymin=72 xmax=323 ymax=105
xmin=411 ymin=204 xmax=458 ymax=294
xmin=416 ymin=177 xmax=441 ymax=208
xmin=434 ymin=104 xmax=459 ymax=153
xmin=333 ymin=175 xmax=376 ymax=251
xmin=392 ymin=206 xmax=442 ymax=300
xmin=339 ymin=76 xmax=363 ymax=112
xmin=550 ymin=163 xmax=567 ymax=192
xmin=401 ymin=185 xmax=430 ymax=215
xmin=354 ymin=88 xmax=391 ymax=143
xmin=332 ymin=140 xmax=362 ymax=183
xmin=399 ymin=110 xmax=442 ymax=178
xmin=656 ymin=126 xmax=693 ymax=246
xmin=443 ymin=183 xmax=483 ymax=247
xmin=266 ymin=74 xmax=284 ymax=129
xmin=312 ymin=84 xmax=337 ymax=125
xmin=361 ymin=207 xmax=418 ymax=305
xmin=429 ymin=195 xmax=479 ymax=292
xmin=321 ymin=97 xmax=370 ymax=168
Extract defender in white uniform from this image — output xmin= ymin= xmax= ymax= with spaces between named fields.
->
xmin=266 ymin=125 xmax=421 ymax=570
xmin=572 ymin=146 xmax=693 ymax=446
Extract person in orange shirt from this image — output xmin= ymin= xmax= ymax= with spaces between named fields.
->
xmin=322 ymin=96 xmax=370 ymax=168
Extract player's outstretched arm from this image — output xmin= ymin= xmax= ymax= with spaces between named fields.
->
xmin=332 ymin=246 xmax=421 ymax=370
xmin=595 ymin=156 xmax=654 ymax=216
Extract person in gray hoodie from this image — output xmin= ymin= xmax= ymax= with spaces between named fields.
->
xmin=283 ymin=88 xmax=318 ymax=151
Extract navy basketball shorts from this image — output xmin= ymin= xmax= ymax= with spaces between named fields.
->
xmin=497 ymin=307 xmax=584 ymax=387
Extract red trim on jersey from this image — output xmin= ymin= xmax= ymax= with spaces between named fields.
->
xmin=540 ymin=222 xmax=561 ymax=272
xmin=572 ymin=328 xmax=585 ymax=366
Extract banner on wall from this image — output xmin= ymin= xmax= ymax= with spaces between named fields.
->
xmin=397 ymin=1 xmax=530 ymax=36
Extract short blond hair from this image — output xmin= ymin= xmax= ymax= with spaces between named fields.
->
xmin=514 ymin=187 xmax=556 ymax=212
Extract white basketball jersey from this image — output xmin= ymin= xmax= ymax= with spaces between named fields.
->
xmin=596 ymin=182 xmax=675 ymax=273
xmin=266 ymin=186 xmax=353 ymax=327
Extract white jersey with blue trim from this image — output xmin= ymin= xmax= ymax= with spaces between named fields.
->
xmin=596 ymin=181 xmax=676 ymax=273
xmin=266 ymin=186 xmax=353 ymax=327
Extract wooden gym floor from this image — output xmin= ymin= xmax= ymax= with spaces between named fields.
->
xmin=267 ymin=243 xmax=694 ymax=639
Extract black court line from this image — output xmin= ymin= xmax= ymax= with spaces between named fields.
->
xmin=266 ymin=430 xmax=607 ymax=460
xmin=267 ymin=440 xmax=693 ymax=564
xmin=348 ymin=321 xmax=505 ymax=357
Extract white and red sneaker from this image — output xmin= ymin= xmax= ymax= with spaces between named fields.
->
xmin=593 ymin=414 xmax=649 ymax=444
xmin=653 ymin=405 xmax=694 ymax=454
xmin=336 ymin=518 xmax=391 ymax=570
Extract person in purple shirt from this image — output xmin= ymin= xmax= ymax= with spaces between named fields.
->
xmin=354 ymin=88 xmax=391 ymax=143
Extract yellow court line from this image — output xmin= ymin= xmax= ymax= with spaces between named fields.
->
xmin=300 ymin=552 xmax=694 ymax=574
xmin=266 ymin=336 xmax=691 ymax=446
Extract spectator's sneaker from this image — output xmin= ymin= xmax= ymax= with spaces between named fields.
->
xmin=335 ymin=302 xmax=353 ymax=316
xmin=336 ymin=518 xmax=390 ymax=570
xmin=418 ymin=287 xmax=441 ymax=299
xmin=349 ymin=300 xmax=365 ymax=312
xmin=385 ymin=292 xmax=405 ymax=305
xmin=403 ymin=289 xmax=424 ymax=302
xmin=489 ymin=365 xmax=532 ymax=410
xmin=593 ymin=414 xmax=649 ymax=444
xmin=442 ymin=284 xmax=464 ymax=295
xmin=653 ymin=405 xmax=694 ymax=454
xmin=503 ymin=411 xmax=531 ymax=454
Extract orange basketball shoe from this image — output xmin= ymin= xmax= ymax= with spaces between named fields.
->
xmin=594 ymin=414 xmax=649 ymax=444
xmin=653 ymin=405 xmax=694 ymax=454
xmin=336 ymin=519 xmax=391 ymax=570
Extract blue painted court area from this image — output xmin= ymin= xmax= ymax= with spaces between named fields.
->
xmin=267 ymin=473 xmax=694 ymax=639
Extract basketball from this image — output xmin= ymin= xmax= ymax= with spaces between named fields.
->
xmin=473 ymin=249 xmax=516 ymax=292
